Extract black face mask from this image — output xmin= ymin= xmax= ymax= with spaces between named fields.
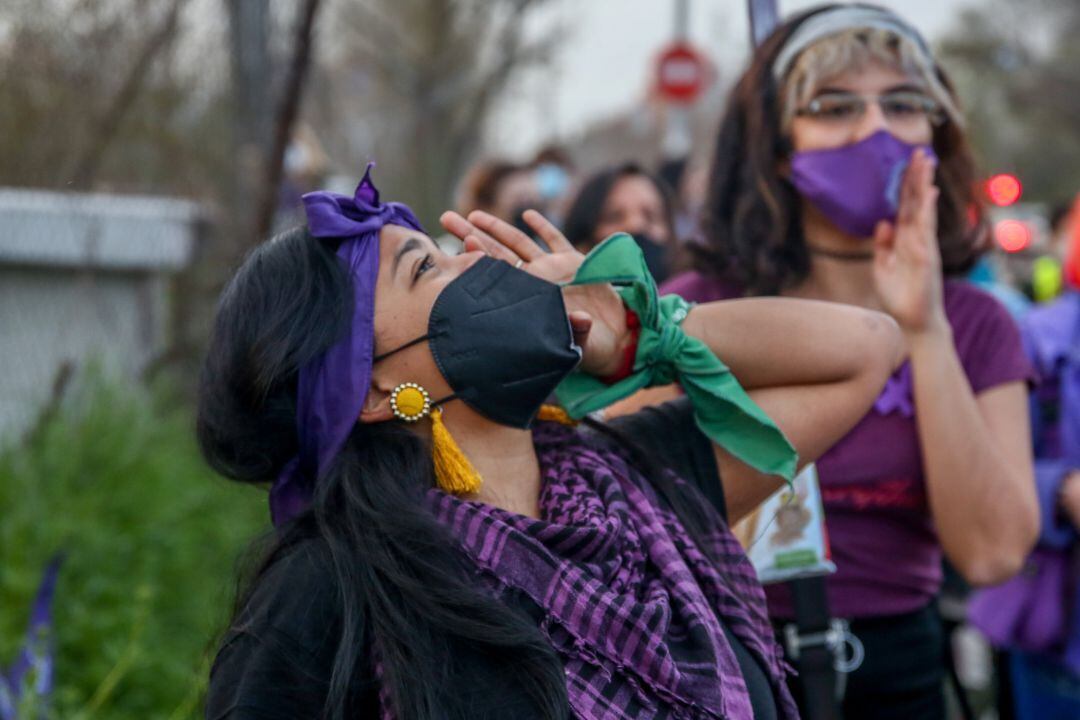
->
xmin=633 ymin=233 xmax=670 ymax=284
xmin=375 ymin=256 xmax=581 ymax=428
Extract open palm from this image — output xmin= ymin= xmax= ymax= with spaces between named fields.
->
xmin=439 ymin=209 xmax=628 ymax=376
xmin=872 ymin=149 xmax=946 ymax=334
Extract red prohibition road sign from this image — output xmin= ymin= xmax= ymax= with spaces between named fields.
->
xmin=655 ymin=42 xmax=708 ymax=104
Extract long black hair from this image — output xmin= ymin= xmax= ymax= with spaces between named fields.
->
xmin=197 ymin=226 xmax=740 ymax=718
xmin=197 ymin=227 xmax=570 ymax=719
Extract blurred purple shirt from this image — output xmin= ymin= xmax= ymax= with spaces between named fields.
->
xmin=662 ymin=270 xmax=1034 ymax=618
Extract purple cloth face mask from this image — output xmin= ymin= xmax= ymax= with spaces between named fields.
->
xmin=790 ymin=130 xmax=936 ymax=238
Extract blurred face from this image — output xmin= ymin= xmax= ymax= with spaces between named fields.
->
xmin=594 ymin=175 xmax=671 ymax=245
xmin=789 ymin=61 xmax=935 ymax=153
xmin=1051 ymin=214 xmax=1075 ymax=261
xmin=493 ymin=170 xmax=541 ymax=222
xmin=369 ymin=224 xmax=484 ymax=402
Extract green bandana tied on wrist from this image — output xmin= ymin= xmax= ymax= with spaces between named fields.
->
xmin=555 ymin=233 xmax=799 ymax=481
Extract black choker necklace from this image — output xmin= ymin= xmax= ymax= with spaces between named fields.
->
xmin=806 ymin=245 xmax=875 ymax=262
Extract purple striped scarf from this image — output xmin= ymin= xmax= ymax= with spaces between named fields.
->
xmin=423 ymin=422 xmax=798 ymax=719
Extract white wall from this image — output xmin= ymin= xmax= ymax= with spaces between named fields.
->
xmin=0 ymin=267 xmax=169 ymax=441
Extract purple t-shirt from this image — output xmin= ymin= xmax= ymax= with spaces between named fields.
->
xmin=661 ymin=270 xmax=1036 ymax=619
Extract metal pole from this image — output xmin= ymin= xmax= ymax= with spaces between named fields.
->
xmin=748 ymin=0 xmax=780 ymax=47
xmin=663 ymin=0 xmax=692 ymax=161
xmin=674 ymin=0 xmax=689 ymax=39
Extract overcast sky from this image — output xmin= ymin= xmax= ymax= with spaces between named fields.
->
xmin=487 ymin=0 xmax=978 ymax=157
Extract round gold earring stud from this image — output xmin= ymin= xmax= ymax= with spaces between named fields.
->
xmin=390 ymin=382 xmax=431 ymax=422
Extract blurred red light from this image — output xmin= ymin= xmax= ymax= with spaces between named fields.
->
xmin=986 ymin=174 xmax=1022 ymax=207
xmin=994 ymin=219 xmax=1031 ymax=252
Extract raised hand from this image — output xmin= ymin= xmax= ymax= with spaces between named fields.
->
xmin=872 ymin=149 xmax=947 ymax=336
xmin=439 ymin=208 xmax=582 ymax=283
xmin=439 ymin=209 xmax=629 ymax=377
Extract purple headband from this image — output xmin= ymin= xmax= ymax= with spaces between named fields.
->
xmin=270 ymin=163 xmax=424 ymax=526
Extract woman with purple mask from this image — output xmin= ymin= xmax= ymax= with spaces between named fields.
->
xmin=662 ymin=4 xmax=1038 ymax=717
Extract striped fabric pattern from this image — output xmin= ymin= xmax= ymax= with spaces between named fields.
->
xmin=426 ymin=422 xmax=799 ymax=720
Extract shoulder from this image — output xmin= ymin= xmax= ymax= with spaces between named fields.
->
xmin=1023 ymin=293 xmax=1079 ymax=329
xmin=943 ymin=280 xmax=1035 ymax=391
xmin=943 ymin=279 xmax=1008 ymax=315
xmin=943 ymin=280 xmax=1022 ymax=340
xmin=234 ymin=538 xmax=341 ymax=637
xmin=660 ymin=270 xmax=743 ymax=303
xmin=1022 ymin=292 xmax=1080 ymax=372
xmin=207 ymin=538 xmax=352 ymax=719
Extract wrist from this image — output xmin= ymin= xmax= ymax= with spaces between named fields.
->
xmin=599 ymin=308 xmax=640 ymax=384
xmin=904 ymin=313 xmax=952 ymax=349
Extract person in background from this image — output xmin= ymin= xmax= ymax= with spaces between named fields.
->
xmin=530 ymin=144 xmax=578 ymax=226
xmin=674 ymin=160 xmax=711 ymax=244
xmin=563 ymin=162 xmax=681 ymax=284
xmin=660 ymin=4 xmax=1039 ymax=717
xmin=274 ymin=123 xmax=331 ymax=232
xmin=970 ymin=195 xmax=1080 ymax=720
xmin=438 ymin=159 xmax=541 ymax=253
xmin=967 ymin=252 xmax=1031 ymax=320
xmin=1030 ymin=200 xmax=1078 ymax=304
xmin=455 ymin=159 xmax=541 ymax=227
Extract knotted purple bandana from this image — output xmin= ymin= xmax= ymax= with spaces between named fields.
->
xmin=270 ymin=164 xmax=423 ymax=526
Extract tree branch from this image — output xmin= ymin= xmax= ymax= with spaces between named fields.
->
xmin=252 ymin=0 xmax=323 ymax=244
xmin=63 ymin=0 xmax=187 ymax=190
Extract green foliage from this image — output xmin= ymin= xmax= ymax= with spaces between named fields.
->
xmin=0 ymin=375 xmax=267 ymax=719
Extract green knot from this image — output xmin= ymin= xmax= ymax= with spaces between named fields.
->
xmin=554 ymin=232 xmax=798 ymax=480
xmin=643 ymin=319 xmax=687 ymax=386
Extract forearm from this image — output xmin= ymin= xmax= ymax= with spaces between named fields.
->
xmin=721 ymin=372 xmax=895 ymax=523
xmin=910 ymin=326 xmax=1038 ymax=585
xmin=681 ymin=298 xmax=904 ymax=390
xmin=686 ymin=300 xmax=904 ymax=523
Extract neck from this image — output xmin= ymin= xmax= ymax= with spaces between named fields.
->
xmin=787 ymin=206 xmax=880 ymax=308
xmin=440 ymin=402 xmax=543 ymax=518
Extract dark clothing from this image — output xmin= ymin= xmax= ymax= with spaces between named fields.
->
xmin=773 ymin=602 xmax=946 ymax=720
xmin=610 ymin=400 xmax=777 ymax=720
xmin=607 ymin=398 xmax=728 ymax=521
xmin=842 ymin=604 xmax=946 ymax=719
xmin=207 ymin=400 xmax=780 ymax=719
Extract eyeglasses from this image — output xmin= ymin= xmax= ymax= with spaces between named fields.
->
xmin=795 ymin=90 xmax=946 ymax=127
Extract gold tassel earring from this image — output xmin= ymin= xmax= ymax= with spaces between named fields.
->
xmin=390 ymin=383 xmax=482 ymax=496
xmin=536 ymin=404 xmax=577 ymax=427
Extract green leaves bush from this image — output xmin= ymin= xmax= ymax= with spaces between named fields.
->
xmin=0 ymin=376 xmax=267 ymax=719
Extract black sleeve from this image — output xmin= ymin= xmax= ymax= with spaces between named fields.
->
xmin=605 ymin=397 xmax=726 ymax=521
xmin=205 ymin=541 xmax=378 ymax=719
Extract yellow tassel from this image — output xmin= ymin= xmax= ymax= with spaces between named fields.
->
xmin=537 ymin=404 xmax=578 ymax=426
xmin=430 ymin=407 xmax=483 ymax=495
